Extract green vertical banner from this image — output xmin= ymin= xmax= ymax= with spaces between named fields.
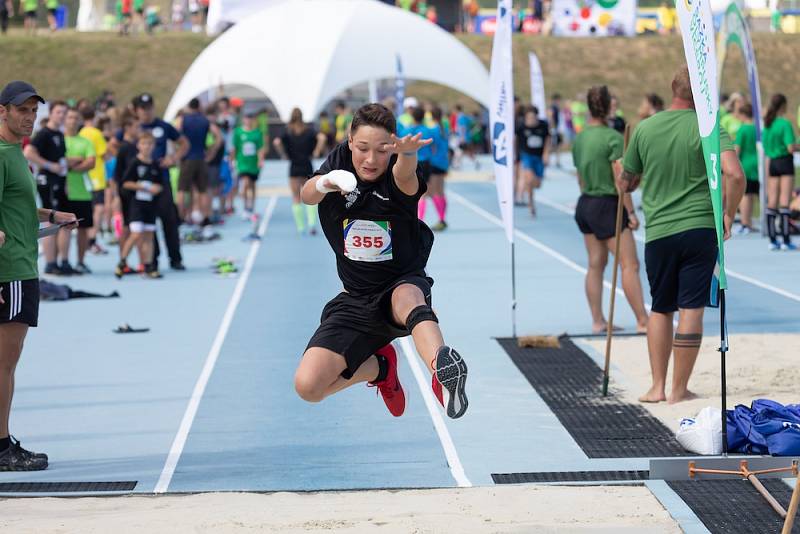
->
xmin=675 ymin=0 xmax=726 ymax=301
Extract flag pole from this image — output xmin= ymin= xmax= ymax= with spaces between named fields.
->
xmin=511 ymin=241 xmax=517 ymax=338
xmin=720 ymin=288 xmax=729 ymax=455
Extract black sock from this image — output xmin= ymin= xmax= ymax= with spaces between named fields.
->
xmin=766 ymin=209 xmax=777 ymax=242
xmin=89 ymin=238 xmax=96 ymax=247
xmin=780 ymin=208 xmax=791 ymax=244
xmin=0 ymin=436 xmax=9 ymax=451
xmin=373 ymin=355 xmax=388 ymax=383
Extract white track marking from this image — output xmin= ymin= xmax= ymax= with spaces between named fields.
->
xmin=537 ymin=194 xmax=800 ymax=305
xmin=154 ymin=196 xmax=278 ymax=493
xmin=396 ymin=337 xmax=472 ymax=488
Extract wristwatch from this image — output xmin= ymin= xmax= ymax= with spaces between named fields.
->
xmin=49 ymin=209 xmax=56 ymax=224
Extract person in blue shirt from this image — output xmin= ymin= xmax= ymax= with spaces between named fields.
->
xmin=398 ymin=107 xmax=433 ymax=222
xmin=427 ymin=106 xmax=450 ymax=231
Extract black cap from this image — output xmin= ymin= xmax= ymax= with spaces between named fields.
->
xmin=133 ymin=93 xmax=154 ymax=108
xmin=0 ymin=81 xmax=45 ymax=107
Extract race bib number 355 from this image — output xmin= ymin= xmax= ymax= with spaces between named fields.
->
xmin=343 ymin=219 xmax=392 ymax=262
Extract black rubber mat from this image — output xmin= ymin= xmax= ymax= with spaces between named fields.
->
xmin=492 ymin=470 xmax=650 ymax=484
xmin=498 ymin=337 xmax=687 ymax=458
xmin=668 ymin=479 xmax=800 ymax=534
xmin=0 ymin=481 xmax=137 ymax=493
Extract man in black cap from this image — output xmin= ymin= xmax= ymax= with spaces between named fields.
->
xmin=0 ymin=81 xmax=77 ymax=470
xmin=131 ymin=93 xmax=188 ymax=271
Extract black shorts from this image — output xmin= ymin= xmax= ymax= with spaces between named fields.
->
xmin=574 ymin=194 xmax=629 ymax=241
xmin=745 ymin=180 xmax=760 ymax=195
xmin=306 ymin=274 xmax=433 ymax=379
xmin=178 ymin=159 xmax=209 ymax=193
xmin=0 ymin=279 xmax=39 ymax=327
xmin=65 ymin=199 xmax=94 ymax=228
xmin=418 ymin=161 xmax=432 ymax=183
xmin=239 ymin=172 xmax=259 ymax=182
xmin=120 ymin=191 xmax=132 ymax=225
xmin=430 ymin=165 xmax=448 ymax=176
xmin=48 ymin=8 xmax=56 ymax=15
xmin=25 ymin=10 xmax=36 ymax=19
xmin=37 ymin=177 xmax=68 ymax=211
xmin=644 ymin=228 xmax=717 ymax=313
xmin=92 ymin=189 xmax=105 ymax=205
xmin=289 ymin=163 xmax=312 ymax=178
xmin=769 ymin=155 xmax=795 ymax=177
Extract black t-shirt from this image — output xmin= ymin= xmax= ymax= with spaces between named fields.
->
xmin=122 ymin=157 xmax=162 ymax=204
xmin=314 ymin=142 xmax=433 ymax=297
xmin=281 ymin=128 xmax=318 ymax=169
xmin=516 ymin=122 xmax=550 ymax=157
xmin=114 ymin=140 xmax=137 ymax=186
xmin=549 ymin=104 xmax=560 ymax=129
xmin=30 ymin=126 xmax=66 ymax=182
xmin=609 ymin=115 xmax=627 ymax=134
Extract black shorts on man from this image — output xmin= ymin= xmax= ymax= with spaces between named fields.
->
xmin=0 ymin=280 xmax=40 ymax=327
xmin=745 ymin=180 xmax=760 ymax=195
xmin=307 ymin=142 xmax=434 ymax=376
xmin=574 ymin=194 xmax=629 ymax=241
xmin=644 ymin=228 xmax=717 ymax=313
xmin=65 ymin=199 xmax=94 ymax=228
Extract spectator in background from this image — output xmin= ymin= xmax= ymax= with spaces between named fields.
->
xmin=46 ymin=0 xmax=60 ymax=31
xmin=608 ymin=95 xmax=626 ymax=134
xmin=22 ymin=0 xmax=37 ymax=35
xmin=79 ymin=108 xmax=111 ymax=255
xmin=63 ymin=108 xmax=96 ymax=273
xmin=334 ymin=101 xmax=353 ymax=145
xmin=637 ymin=93 xmax=664 ymax=120
xmin=570 ymin=94 xmax=588 ymax=134
xmin=118 ymin=0 xmax=133 ymax=35
xmin=204 ymin=105 xmax=226 ymax=222
xmin=762 ymin=93 xmax=797 ymax=250
xmin=734 ymin=102 xmax=759 ymax=234
xmin=319 ymin=111 xmax=334 ymax=150
xmin=25 ymin=100 xmax=72 ymax=275
xmin=548 ymin=93 xmax=563 ymax=167
xmin=398 ymin=97 xmax=418 ymax=130
xmin=232 ymin=112 xmax=266 ymax=219
xmin=516 ymin=105 xmax=549 ymax=217
xmin=0 ymin=0 xmax=13 ymax=35
xmin=720 ymin=92 xmax=744 ymax=141
xmin=463 ymin=0 xmax=479 ymax=32
xmin=657 ymin=1 xmax=676 ymax=34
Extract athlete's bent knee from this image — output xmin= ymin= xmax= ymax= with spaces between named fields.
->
xmin=406 ymin=305 xmax=438 ymax=333
xmin=294 ymin=374 xmax=325 ymax=403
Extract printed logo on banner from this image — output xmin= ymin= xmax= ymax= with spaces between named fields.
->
xmin=493 ymin=121 xmax=508 ymax=166
xmin=688 ymin=3 xmax=715 ymax=136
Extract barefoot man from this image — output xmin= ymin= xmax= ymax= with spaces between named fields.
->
xmin=617 ymin=66 xmax=745 ymax=404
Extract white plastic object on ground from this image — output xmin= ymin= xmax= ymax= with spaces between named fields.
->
xmin=676 ymin=406 xmax=723 ymax=455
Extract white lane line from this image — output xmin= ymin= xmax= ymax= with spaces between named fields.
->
xmin=450 ymin=191 xmax=626 ymax=301
xmin=396 ymin=337 xmax=472 ymax=488
xmin=537 ymin=194 xmax=800 ymax=305
xmin=154 ymin=196 xmax=279 ymax=494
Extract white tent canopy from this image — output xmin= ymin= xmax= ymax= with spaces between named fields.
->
xmin=165 ymin=0 xmax=489 ymax=122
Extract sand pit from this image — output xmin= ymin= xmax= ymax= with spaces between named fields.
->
xmin=0 ymin=485 xmax=680 ymax=533
xmin=586 ymin=333 xmax=800 ymax=433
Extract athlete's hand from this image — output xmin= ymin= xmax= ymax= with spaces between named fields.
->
xmin=386 ymin=133 xmax=433 ymax=155
xmin=723 ymin=213 xmax=733 ymax=241
xmin=628 ymin=213 xmax=639 ymax=231
xmin=150 ymin=183 xmax=163 ymax=195
xmin=0 ymin=230 xmax=5 ymax=248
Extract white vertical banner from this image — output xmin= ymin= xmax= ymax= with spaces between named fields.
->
xmin=490 ymin=0 xmax=515 ymax=244
xmin=529 ymin=52 xmax=546 ymax=120
xmin=395 ymin=54 xmax=405 ymax=117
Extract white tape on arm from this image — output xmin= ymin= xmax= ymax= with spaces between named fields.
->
xmin=315 ymin=176 xmax=337 ymax=194
xmin=319 ymin=170 xmax=357 ymax=193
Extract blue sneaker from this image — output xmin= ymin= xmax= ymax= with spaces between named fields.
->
xmin=769 ymin=241 xmax=781 ymax=251
xmin=780 ymin=242 xmax=797 ymax=251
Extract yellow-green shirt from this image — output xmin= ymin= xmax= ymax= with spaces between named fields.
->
xmin=79 ymin=125 xmax=107 ymax=191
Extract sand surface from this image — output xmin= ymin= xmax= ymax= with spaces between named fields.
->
xmin=586 ymin=333 xmax=800 ymax=433
xmin=0 ymin=485 xmax=680 ymax=534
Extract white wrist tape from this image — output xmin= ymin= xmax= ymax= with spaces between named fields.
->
xmin=317 ymin=170 xmax=357 ymax=193
xmin=315 ymin=176 xmax=337 ymax=193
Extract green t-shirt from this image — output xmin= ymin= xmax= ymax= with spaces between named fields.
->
xmin=735 ymin=123 xmax=759 ymax=182
xmin=762 ymin=116 xmax=795 ymax=159
xmin=720 ymin=112 xmax=742 ymax=142
xmin=572 ymin=124 xmax=623 ymax=197
xmin=570 ymin=101 xmax=588 ymax=131
xmin=23 ymin=0 xmax=37 ymax=11
xmin=257 ymin=113 xmax=270 ymax=138
xmin=232 ymin=127 xmax=263 ymax=176
xmin=46 ymin=0 xmax=59 ymax=9
xmin=0 ymin=141 xmax=40 ymax=283
xmin=134 ymin=0 xmax=144 ymax=9
xmin=65 ymin=135 xmax=95 ymax=201
xmin=623 ymin=109 xmax=733 ymax=243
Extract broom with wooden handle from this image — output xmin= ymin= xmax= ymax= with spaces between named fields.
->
xmin=602 ymin=123 xmax=631 ymax=397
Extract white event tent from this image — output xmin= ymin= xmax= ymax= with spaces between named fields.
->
xmin=164 ymin=0 xmax=489 ymax=122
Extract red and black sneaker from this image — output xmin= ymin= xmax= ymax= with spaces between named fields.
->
xmin=431 ymin=346 xmax=468 ymax=419
xmin=368 ymin=344 xmax=406 ymax=417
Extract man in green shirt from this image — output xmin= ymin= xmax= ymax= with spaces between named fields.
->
xmin=619 ymin=66 xmax=745 ymax=405
xmin=46 ymin=0 xmax=60 ymax=32
xmin=231 ymin=113 xmax=266 ymax=217
xmin=0 ymin=81 xmax=76 ymax=470
xmin=22 ymin=0 xmax=38 ymax=34
xmin=64 ymin=107 xmax=96 ymax=273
